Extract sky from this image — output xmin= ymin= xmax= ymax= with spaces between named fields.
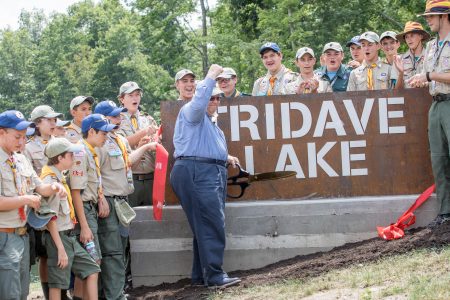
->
xmin=0 ymin=0 xmax=217 ymax=30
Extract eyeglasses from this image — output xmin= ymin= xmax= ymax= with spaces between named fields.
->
xmin=217 ymin=78 xmax=232 ymax=83
xmin=210 ymin=96 xmax=221 ymax=102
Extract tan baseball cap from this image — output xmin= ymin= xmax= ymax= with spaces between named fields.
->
xmin=119 ymin=81 xmax=142 ymax=96
xmin=322 ymin=42 xmax=343 ymax=53
xmin=217 ymin=67 xmax=237 ymax=79
xmin=30 ymin=105 xmax=63 ymax=122
xmin=211 ymin=87 xmax=222 ymax=97
xmin=296 ymin=47 xmax=315 ymax=59
xmin=44 ymin=137 xmax=83 ymax=158
xmin=380 ymin=31 xmax=398 ymax=42
xmin=359 ymin=31 xmax=380 ymax=43
xmin=175 ymin=69 xmax=195 ymax=82
xmin=70 ymin=96 xmax=94 ymax=110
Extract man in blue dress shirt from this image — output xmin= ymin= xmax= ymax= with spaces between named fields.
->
xmin=170 ymin=64 xmax=241 ymax=288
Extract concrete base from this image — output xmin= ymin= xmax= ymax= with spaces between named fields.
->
xmin=130 ymin=194 xmax=439 ymax=287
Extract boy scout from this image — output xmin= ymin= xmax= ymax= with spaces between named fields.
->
xmin=41 ymin=138 xmax=100 ymax=300
xmin=347 ymin=32 xmax=396 ymax=91
xmin=315 ymin=42 xmax=351 ymax=92
xmin=408 ymin=0 xmax=450 ymax=227
xmin=69 ymin=113 xmax=118 ymax=300
xmin=94 ymin=100 xmax=157 ymax=299
xmin=0 ymin=110 xmax=66 ymax=300
xmin=175 ymin=69 xmax=196 ymax=101
xmin=25 ymin=105 xmax=63 ymax=175
xmin=395 ymin=22 xmax=431 ymax=89
xmin=117 ymin=81 xmax=158 ymax=208
xmin=284 ymin=47 xmax=320 ymax=94
xmin=252 ymin=42 xmax=297 ymax=96
xmin=380 ymin=31 xmax=401 ymax=65
xmin=54 ymin=119 xmax=71 ymax=138
xmin=346 ymin=35 xmax=363 ymax=69
xmin=24 ymin=105 xmax=63 ymax=299
xmin=217 ymin=67 xmax=250 ymax=98
xmin=67 ymin=96 xmax=94 ymax=144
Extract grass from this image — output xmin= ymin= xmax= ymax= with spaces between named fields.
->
xmin=209 ymin=246 xmax=450 ymax=300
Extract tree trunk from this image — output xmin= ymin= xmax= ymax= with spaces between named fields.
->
xmin=199 ymin=0 xmax=209 ymax=76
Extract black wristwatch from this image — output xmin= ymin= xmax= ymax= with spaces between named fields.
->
xmin=426 ymin=72 xmax=432 ymax=82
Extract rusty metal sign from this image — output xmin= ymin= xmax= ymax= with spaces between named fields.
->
xmin=161 ymin=88 xmax=434 ymax=204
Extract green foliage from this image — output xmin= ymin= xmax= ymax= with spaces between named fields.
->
xmin=0 ymin=0 xmax=431 ymax=118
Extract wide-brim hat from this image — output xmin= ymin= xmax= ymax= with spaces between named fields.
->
xmin=396 ymin=21 xmax=431 ymax=42
xmin=418 ymin=0 xmax=450 ymax=16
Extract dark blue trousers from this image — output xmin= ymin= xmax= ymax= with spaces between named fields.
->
xmin=170 ymin=159 xmax=227 ymax=284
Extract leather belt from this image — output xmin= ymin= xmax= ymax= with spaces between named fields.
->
xmin=176 ymin=156 xmax=227 ymax=167
xmin=0 ymin=227 xmax=28 ymax=236
xmin=132 ymin=173 xmax=154 ymax=181
xmin=59 ymin=229 xmax=77 ymax=236
xmin=432 ymin=93 xmax=450 ymax=102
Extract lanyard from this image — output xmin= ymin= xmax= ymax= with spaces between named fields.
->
xmin=6 ymin=156 xmax=26 ymax=221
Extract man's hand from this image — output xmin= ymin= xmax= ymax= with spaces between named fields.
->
xmin=206 ymin=64 xmax=224 ymax=80
xmin=393 ymin=55 xmax=404 ymax=74
xmin=21 ymin=194 xmax=41 ymax=210
xmin=97 ymin=196 xmax=110 ymax=218
xmin=408 ymin=73 xmax=427 ymax=88
xmin=80 ymin=226 xmax=94 ymax=245
xmin=347 ymin=60 xmax=361 ymax=69
xmin=57 ymin=247 xmax=69 ymax=269
xmin=227 ymin=155 xmax=240 ymax=168
xmin=137 ymin=136 xmax=152 ymax=148
xmin=51 ymin=182 xmax=67 ymax=198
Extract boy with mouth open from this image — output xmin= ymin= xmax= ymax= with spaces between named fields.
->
xmin=347 ymin=31 xmax=397 ymax=91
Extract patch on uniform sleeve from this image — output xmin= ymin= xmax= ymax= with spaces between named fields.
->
xmin=72 ymin=170 xmax=84 ymax=176
xmin=74 ymin=150 xmax=84 ymax=158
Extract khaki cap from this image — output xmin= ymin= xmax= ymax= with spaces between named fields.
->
xmin=322 ymin=42 xmax=343 ymax=53
xmin=30 ymin=105 xmax=63 ymax=122
xmin=359 ymin=31 xmax=380 ymax=43
xmin=296 ymin=47 xmax=315 ymax=59
xmin=70 ymin=96 xmax=94 ymax=110
xmin=119 ymin=81 xmax=142 ymax=96
xmin=44 ymin=137 xmax=83 ymax=158
xmin=217 ymin=67 xmax=237 ymax=79
xmin=175 ymin=69 xmax=195 ymax=82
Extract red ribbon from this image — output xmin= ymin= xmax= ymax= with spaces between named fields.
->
xmin=152 ymin=127 xmax=167 ymax=221
xmin=377 ymin=184 xmax=435 ymax=240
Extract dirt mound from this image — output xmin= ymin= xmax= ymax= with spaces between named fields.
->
xmin=129 ymin=222 xmax=450 ymax=300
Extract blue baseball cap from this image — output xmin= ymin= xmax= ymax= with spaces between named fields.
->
xmin=27 ymin=205 xmax=56 ymax=230
xmin=94 ymin=100 xmax=127 ymax=117
xmin=81 ymin=114 xmax=118 ymax=133
xmin=346 ymin=36 xmax=361 ymax=47
xmin=259 ymin=42 xmax=281 ymax=54
xmin=0 ymin=110 xmax=35 ymax=131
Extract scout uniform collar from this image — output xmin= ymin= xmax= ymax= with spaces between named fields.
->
xmin=0 ymin=146 xmax=11 ymax=163
xmin=67 ymin=121 xmax=81 ymax=133
xmin=266 ymin=64 xmax=287 ymax=80
xmin=222 ymin=89 xmax=241 ymax=98
xmin=362 ymin=58 xmax=382 ymax=69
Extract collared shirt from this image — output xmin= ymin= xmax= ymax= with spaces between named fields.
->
xmin=69 ymin=141 xmax=100 ymax=203
xmin=173 ymin=78 xmax=228 ymax=160
xmin=347 ymin=58 xmax=395 ymax=91
xmin=221 ymin=89 xmax=250 ymax=99
xmin=252 ymin=65 xmax=298 ymax=96
xmin=400 ymin=49 xmax=426 ymax=89
xmin=117 ymin=110 xmax=155 ymax=174
xmin=24 ymin=135 xmax=51 ymax=175
xmin=98 ymin=133 xmax=134 ymax=197
xmin=0 ymin=148 xmax=41 ymax=228
xmin=315 ymin=65 xmax=352 ymax=92
xmin=423 ymin=33 xmax=450 ymax=96
xmin=42 ymin=167 xmax=74 ymax=231
xmin=66 ymin=121 xmax=82 ymax=144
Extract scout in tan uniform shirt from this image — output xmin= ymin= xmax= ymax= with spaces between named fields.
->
xmin=252 ymin=42 xmax=298 ymax=96
xmin=175 ymin=69 xmax=196 ymax=101
xmin=395 ymin=22 xmax=431 ymax=89
xmin=408 ymin=0 xmax=450 ymax=228
xmin=66 ymin=96 xmax=94 ymax=144
xmin=94 ymin=100 xmax=157 ymax=299
xmin=284 ymin=47 xmax=321 ymax=94
xmin=24 ymin=105 xmax=64 ymax=299
xmin=347 ymin=31 xmax=396 ymax=91
xmin=40 ymin=138 xmax=100 ymax=300
xmin=0 ymin=110 xmax=66 ymax=300
xmin=117 ymin=81 xmax=159 ymax=208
